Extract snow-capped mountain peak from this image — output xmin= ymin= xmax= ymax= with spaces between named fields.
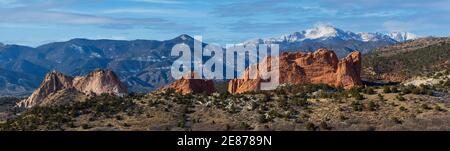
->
xmin=278 ymin=32 xmax=305 ymax=42
xmin=242 ymin=24 xmax=354 ymax=45
xmin=239 ymin=24 xmax=419 ymax=57
xmin=242 ymin=24 xmax=418 ymax=46
xmin=357 ymin=32 xmax=377 ymax=42
xmin=388 ymin=32 xmax=418 ymax=42
xmin=357 ymin=32 xmax=395 ymax=42
xmin=304 ymin=24 xmax=342 ymax=40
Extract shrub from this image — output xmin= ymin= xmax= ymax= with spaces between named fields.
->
xmin=81 ymin=124 xmax=91 ymax=129
xmin=390 ymin=86 xmax=400 ymax=93
xmin=383 ymin=86 xmax=392 ymax=93
xmin=411 ymin=87 xmax=422 ymax=94
xmin=115 ymin=115 xmax=123 ymax=120
xmin=444 ymin=80 xmax=450 ymax=87
xmin=367 ymin=101 xmax=377 ymax=111
xmin=225 ymin=124 xmax=231 ymax=131
xmin=396 ymin=95 xmax=406 ymax=101
xmin=339 ymin=115 xmax=348 ymax=121
xmin=178 ymin=121 xmax=185 ymax=128
xmin=348 ymin=88 xmax=361 ymax=96
xmin=391 ymin=117 xmax=402 ymax=124
xmin=354 ymin=93 xmax=365 ymax=100
xmin=377 ymin=94 xmax=385 ymax=101
xmin=123 ymin=123 xmax=131 ymax=127
xmin=434 ymin=72 xmax=443 ymax=78
xmin=276 ymin=95 xmax=288 ymax=109
xmin=399 ymin=106 xmax=407 ymax=111
xmin=290 ymin=97 xmax=308 ymax=107
xmin=401 ymin=85 xmax=414 ymax=94
xmin=421 ymin=104 xmax=432 ymax=110
xmin=320 ymin=121 xmax=332 ymax=130
xmin=426 ymin=90 xmax=433 ymax=96
xmin=268 ymin=110 xmax=280 ymax=119
xmin=434 ymin=106 xmax=446 ymax=112
xmin=306 ymin=122 xmax=316 ymax=131
xmin=351 ymin=101 xmax=364 ymax=111
xmin=239 ymin=122 xmax=250 ymax=130
xmin=363 ymin=87 xmax=376 ymax=95
xmin=258 ymin=114 xmax=268 ymax=123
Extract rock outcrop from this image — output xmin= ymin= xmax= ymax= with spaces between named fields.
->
xmin=73 ymin=69 xmax=128 ymax=95
xmin=160 ymin=72 xmax=216 ymax=95
xmin=228 ymin=48 xmax=362 ymax=94
xmin=17 ymin=69 xmax=127 ymax=108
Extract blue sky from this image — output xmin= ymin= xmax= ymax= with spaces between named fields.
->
xmin=1 ymin=0 xmax=450 ymax=46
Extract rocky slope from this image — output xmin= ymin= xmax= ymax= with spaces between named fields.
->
xmin=228 ymin=48 xmax=362 ymax=94
xmin=159 ymin=72 xmax=216 ymax=95
xmin=17 ymin=69 xmax=127 ymax=108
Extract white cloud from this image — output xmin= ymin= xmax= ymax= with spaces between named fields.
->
xmin=94 ymin=36 xmax=128 ymax=40
xmin=0 ymin=0 xmax=25 ymax=8
xmin=1 ymin=10 xmax=111 ymax=24
xmin=0 ymin=0 xmax=16 ymax=5
xmin=130 ymin=0 xmax=183 ymax=4
xmin=103 ymin=8 xmax=181 ymax=14
xmin=383 ymin=19 xmax=447 ymax=33
xmin=101 ymin=8 xmax=209 ymax=17
xmin=383 ymin=21 xmax=413 ymax=32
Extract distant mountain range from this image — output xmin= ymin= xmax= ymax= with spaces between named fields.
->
xmin=0 ymin=25 xmax=419 ymax=96
xmin=241 ymin=24 xmax=418 ymax=57
xmin=0 ymin=35 xmax=194 ymax=96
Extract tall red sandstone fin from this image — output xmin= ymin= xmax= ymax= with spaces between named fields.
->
xmin=227 ymin=49 xmax=362 ymax=94
xmin=336 ymin=51 xmax=363 ymax=89
xmin=349 ymin=51 xmax=362 ymax=77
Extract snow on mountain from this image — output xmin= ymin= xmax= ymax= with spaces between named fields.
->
xmin=239 ymin=24 xmax=417 ymax=58
xmin=388 ymin=32 xmax=418 ymax=42
xmin=243 ymin=24 xmax=415 ymax=46
xmin=357 ymin=32 xmax=395 ymax=42
xmin=303 ymin=24 xmax=358 ymax=40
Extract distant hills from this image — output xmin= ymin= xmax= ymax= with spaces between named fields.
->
xmin=0 ymin=25 xmax=420 ymax=96
xmin=363 ymin=37 xmax=450 ymax=82
xmin=0 ymin=35 xmax=193 ymax=96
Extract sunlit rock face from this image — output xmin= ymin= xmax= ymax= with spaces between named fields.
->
xmin=228 ymin=48 xmax=362 ymax=94
xmin=17 ymin=69 xmax=127 ymax=108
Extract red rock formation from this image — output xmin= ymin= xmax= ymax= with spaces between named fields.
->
xmin=160 ymin=72 xmax=216 ymax=95
xmin=17 ymin=69 xmax=128 ymax=108
xmin=228 ymin=48 xmax=362 ymax=94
